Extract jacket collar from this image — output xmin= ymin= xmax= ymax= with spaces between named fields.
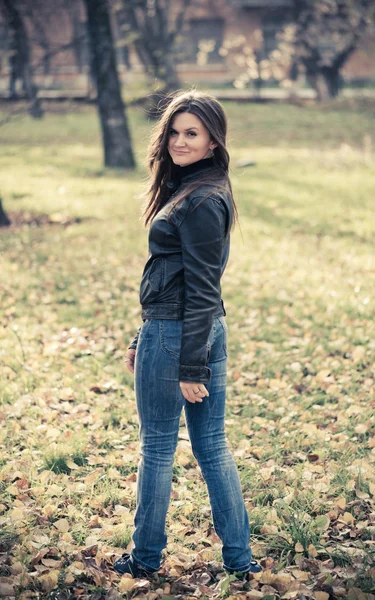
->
xmin=167 ymin=157 xmax=216 ymax=191
xmin=179 ymin=156 xmax=215 ymax=182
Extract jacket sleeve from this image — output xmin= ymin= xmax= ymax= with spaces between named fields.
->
xmin=128 ymin=326 xmax=142 ymax=351
xmin=177 ymin=195 xmax=227 ymax=384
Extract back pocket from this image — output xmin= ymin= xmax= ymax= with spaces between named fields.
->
xmin=209 ymin=316 xmax=228 ymax=362
xmin=159 ymin=319 xmax=182 ymax=360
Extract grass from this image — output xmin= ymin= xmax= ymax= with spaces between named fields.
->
xmin=0 ymin=97 xmax=374 ymax=598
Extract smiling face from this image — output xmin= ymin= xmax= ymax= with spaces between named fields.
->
xmin=167 ymin=112 xmax=216 ymax=167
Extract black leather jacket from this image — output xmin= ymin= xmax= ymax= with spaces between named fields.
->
xmin=128 ymin=157 xmax=233 ymax=384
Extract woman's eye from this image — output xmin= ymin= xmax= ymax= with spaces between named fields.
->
xmin=169 ymin=130 xmax=177 ymax=136
xmin=188 ymin=132 xmax=197 ymax=137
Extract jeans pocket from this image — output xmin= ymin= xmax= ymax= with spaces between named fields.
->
xmin=215 ymin=316 xmax=228 ymax=360
xmin=159 ymin=319 xmax=182 ymax=360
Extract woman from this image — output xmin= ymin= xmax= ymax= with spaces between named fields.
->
xmin=113 ymin=90 xmax=262 ymax=579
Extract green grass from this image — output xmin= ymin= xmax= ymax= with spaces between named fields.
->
xmin=0 ymin=98 xmax=374 ymax=598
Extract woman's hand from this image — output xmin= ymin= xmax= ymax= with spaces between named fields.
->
xmin=124 ymin=349 xmax=136 ymax=374
xmin=180 ymin=382 xmax=209 ymax=403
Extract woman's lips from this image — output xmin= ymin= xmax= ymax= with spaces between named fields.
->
xmin=173 ymin=150 xmax=189 ymax=155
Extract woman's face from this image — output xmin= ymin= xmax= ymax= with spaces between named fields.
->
xmin=168 ymin=112 xmax=216 ymax=167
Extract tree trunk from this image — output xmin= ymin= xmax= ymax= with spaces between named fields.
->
xmin=0 ymin=198 xmax=11 ymax=227
xmin=1 ymin=0 xmax=43 ymax=118
xmin=83 ymin=0 xmax=135 ymax=169
xmin=307 ymin=66 xmax=342 ymax=102
xmin=160 ymin=51 xmax=181 ymax=93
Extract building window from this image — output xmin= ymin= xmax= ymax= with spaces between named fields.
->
xmin=113 ymin=9 xmax=131 ymax=69
xmin=0 ymin=24 xmax=9 ymax=73
xmin=260 ymin=10 xmax=290 ymax=59
xmin=177 ymin=18 xmax=225 ymax=64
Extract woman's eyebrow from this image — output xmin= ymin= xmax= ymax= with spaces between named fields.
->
xmin=170 ymin=126 xmax=199 ymax=131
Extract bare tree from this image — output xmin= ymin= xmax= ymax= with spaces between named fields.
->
xmin=65 ymin=0 xmax=87 ymax=74
xmin=0 ymin=0 xmax=43 ymax=117
xmin=291 ymin=0 xmax=375 ymax=102
xmin=0 ymin=197 xmax=11 ymax=227
xmin=114 ymin=0 xmax=192 ymax=95
xmin=22 ymin=0 xmax=52 ymax=76
xmin=83 ymin=0 xmax=135 ymax=168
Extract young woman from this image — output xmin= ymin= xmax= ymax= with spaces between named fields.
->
xmin=113 ymin=90 xmax=262 ymax=579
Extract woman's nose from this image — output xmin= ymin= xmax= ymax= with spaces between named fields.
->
xmin=175 ymin=134 xmax=186 ymax=147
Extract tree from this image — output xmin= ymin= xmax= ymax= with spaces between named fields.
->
xmin=83 ymin=0 xmax=135 ymax=168
xmin=0 ymin=0 xmax=43 ymax=118
xmin=0 ymin=198 xmax=11 ymax=227
xmin=291 ymin=0 xmax=375 ymax=102
xmin=114 ymin=0 xmax=192 ymax=98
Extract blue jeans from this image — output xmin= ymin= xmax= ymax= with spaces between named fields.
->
xmin=131 ymin=316 xmax=252 ymax=573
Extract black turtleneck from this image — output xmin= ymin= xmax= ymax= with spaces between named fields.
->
xmin=167 ymin=157 xmax=215 ymax=192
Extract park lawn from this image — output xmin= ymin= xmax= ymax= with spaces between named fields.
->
xmin=0 ymin=99 xmax=375 ymax=599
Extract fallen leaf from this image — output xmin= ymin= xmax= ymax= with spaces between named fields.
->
xmin=39 ymin=569 xmax=60 ymax=592
xmin=54 ymin=518 xmax=69 ymax=532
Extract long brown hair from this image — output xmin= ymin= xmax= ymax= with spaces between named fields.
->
xmin=142 ymin=90 xmax=238 ymax=231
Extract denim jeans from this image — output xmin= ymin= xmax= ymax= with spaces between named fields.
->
xmin=131 ymin=316 xmax=253 ymax=573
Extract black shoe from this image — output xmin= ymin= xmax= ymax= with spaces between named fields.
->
xmin=227 ymin=559 xmax=263 ymax=579
xmin=113 ymin=553 xmax=156 ymax=578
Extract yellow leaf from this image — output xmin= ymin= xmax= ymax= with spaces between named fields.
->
xmin=313 ymin=515 xmax=330 ymax=531
xmin=246 ymin=592 xmax=264 ymax=599
xmin=294 ymin=542 xmax=304 ymax=553
xmin=46 ymin=427 xmax=61 ymax=439
xmin=198 ymin=549 xmax=214 ymax=561
xmin=356 ymin=489 xmax=369 ymax=500
xmin=352 ymin=346 xmax=365 ymax=362
xmin=369 ymin=483 xmax=375 ymax=496
xmin=85 ymin=535 xmax=98 ymax=546
xmin=326 ymin=384 xmax=340 ymax=396
xmin=315 ymin=593 xmax=330 ymax=600
xmin=292 ymin=569 xmax=310 ymax=581
xmin=54 ymin=518 xmax=69 ymax=532
xmin=336 ymin=496 xmax=346 ymax=510
xmin=355 ymin=423 xmax=368 ymax=434
xmin=273 ymin=573 xmax=294 ymax=593
xmin=316 ymin=369 xmax=331 ymax=382
xmin=66 ymin=459 xmax=79 ymax=470
xmin=39 ymin=569 xmax=59 ymax=592
xmin=269 ymin=378 xmax=287 ymax=389
xmin=65 ymin=573 xmax=75 ymax=584
xmin=118 ymin=575 xmax=136 ymax=592
xmin=42 ymin=504 xmax=58 ymax=518
xmin=342 ymin=512 xmax=354 ymax=525
xmin=41 ymin=558 xmax=62 ymax=568
xmin=84 ymin=468 xmax=104 ymax=485
xmin=183 ymin=502 xmax=194 ymax=516
xmin=258 ymin=570 xmax=276 ymax=584
xmin=308 ymin=544 xmax=318 ymax=557
xmin=67 ymin=561 xmax=85 ymax=575
xmin=47 ymin=484 xmax=64 ymax=496
xmin=9 ymin=508 xmax=25 ymax=522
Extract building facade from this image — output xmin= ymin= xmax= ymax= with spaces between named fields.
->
xmin=0 ymin=0 xmax=374 ymax=94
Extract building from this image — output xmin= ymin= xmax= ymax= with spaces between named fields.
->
xmin=0 ymin=0 xmax=374 ymax=95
